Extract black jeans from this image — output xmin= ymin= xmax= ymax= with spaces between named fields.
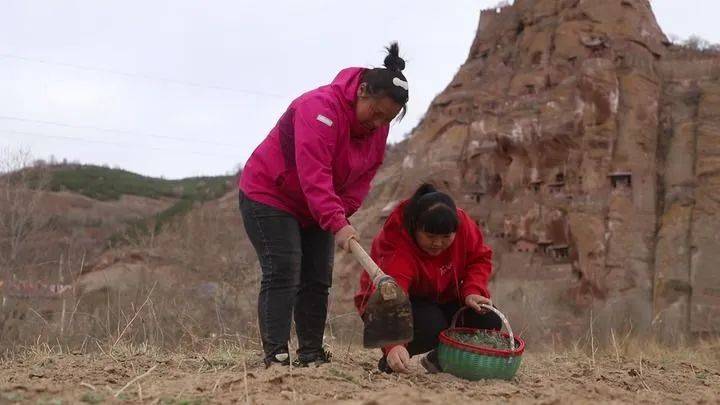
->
xmin=406 ymin=299 xmax=502 ymax=357
xmin=239 ymin=193 xmax=334 ymax=362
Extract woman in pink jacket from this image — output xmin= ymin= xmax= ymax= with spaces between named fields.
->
xmin=239 ymin=43 xmax=409 ymax=368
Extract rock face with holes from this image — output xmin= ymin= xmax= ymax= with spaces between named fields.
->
xmin=334 ymin=0 xmax=720 ymax=340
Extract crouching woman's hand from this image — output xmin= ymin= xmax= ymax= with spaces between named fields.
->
xmin=465 ymin=294 xmax=492 ymax=313
xmin=386 ymin=345 xmax=412 ymax=373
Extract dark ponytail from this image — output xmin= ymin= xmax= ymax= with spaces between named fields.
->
xmin=404 ymin=183 xmax=459 ymax=236
xmin=361 ymin=42 xmax=409 ymax=120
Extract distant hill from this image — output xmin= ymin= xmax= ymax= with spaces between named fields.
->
xmin=44 ymin=164 xmax=233 ymax=201
xmin=1 ymin=163 xmax=238 ymax=277
xmin=41 ymin=165 xmax=236 ymax=240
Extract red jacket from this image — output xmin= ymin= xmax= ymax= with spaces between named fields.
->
xmin=354 ymin=200 xmax=493 ymax=315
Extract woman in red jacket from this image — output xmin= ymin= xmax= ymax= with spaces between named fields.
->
xmin=355 ymin=184 xmax=501 ymax=374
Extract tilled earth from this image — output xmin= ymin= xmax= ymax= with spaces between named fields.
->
xmin=1 ymin=342 xmax=718 ymax=404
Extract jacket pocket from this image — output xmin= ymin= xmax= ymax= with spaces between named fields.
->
xmin=274 ymin=171 xmax=287 ymax=187
xmin=275 ymin=170 xmax=301 ymax=193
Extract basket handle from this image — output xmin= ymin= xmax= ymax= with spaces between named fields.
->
xmin=450 ymin=305 xmax=516 ymax=351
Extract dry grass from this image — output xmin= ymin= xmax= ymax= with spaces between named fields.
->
xmin=0 ymin=336 xmax=718 ymax=404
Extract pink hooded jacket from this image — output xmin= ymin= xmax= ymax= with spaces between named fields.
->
xmin=239 ymin=67 xmax=389 ymax=233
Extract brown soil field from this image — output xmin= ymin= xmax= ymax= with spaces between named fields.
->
xmin=1 ymin=340 xmax=718 ymax=404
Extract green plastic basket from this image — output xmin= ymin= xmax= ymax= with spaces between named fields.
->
xmin=438 ymin=305 xmax=525 ymax=381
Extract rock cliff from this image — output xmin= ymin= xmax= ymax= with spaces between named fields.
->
xmin=336 ymin=0 xmax=720 ymax=340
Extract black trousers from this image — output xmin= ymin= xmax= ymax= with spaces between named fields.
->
xmin=239 ymin=193 xmax=334 ymax=362
xmin=407 ymin=298 xmax=502 ymax=356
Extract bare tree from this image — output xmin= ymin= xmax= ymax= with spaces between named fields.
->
xmin=681 ymin=35 xmax=720 ymax=53
xmin=0 ymin=148 xmax=50 ymax=274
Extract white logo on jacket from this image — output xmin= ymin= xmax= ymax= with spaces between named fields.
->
xmin=316 ymin=114 xmax=333 ymax=127
xmin=439 ymin=263 xmax=454 ymax=276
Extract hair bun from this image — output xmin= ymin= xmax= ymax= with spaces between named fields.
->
xmin=384 ymin=42 xmax=406 ymax=72
xmin=413 ymin=183 xmax=437 ymax=199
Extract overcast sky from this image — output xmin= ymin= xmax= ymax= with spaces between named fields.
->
xmin=1 ymin=0 xmax=718 ymax=179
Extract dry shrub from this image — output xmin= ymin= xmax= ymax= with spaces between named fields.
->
xmin=0 ymin=148 xmax=51 ymax=273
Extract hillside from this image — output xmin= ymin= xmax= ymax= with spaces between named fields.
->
xmin=0 ymin=164 xmax=235 ymax=282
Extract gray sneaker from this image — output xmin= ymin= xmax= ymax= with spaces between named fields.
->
xmin=420 ymin=350 xmax=441 ymax=374
xmin=292 ymin=348 xmax=332 ymax=367
xmin=264 ymin=352 xmax=290 ymax=368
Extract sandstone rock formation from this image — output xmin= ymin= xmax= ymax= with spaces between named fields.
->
xmin=338 ymin=0 xmax=720 ymax=340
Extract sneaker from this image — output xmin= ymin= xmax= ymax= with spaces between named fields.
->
xmin=264 ymin=352 xmax=290 ymax=368
xmin=292 ymin=348 xmax=332 ymax=367
xmin=378 ymin=356 xmax=393 ymax=374
xmin=420 ymin=350 xmax=441 ymax=374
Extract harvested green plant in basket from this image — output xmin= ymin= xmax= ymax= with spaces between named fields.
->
xmin=447 ymin=329 xmax=513 ymax=350
xmin=438 ymin=305 xmax=525 ymax=381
